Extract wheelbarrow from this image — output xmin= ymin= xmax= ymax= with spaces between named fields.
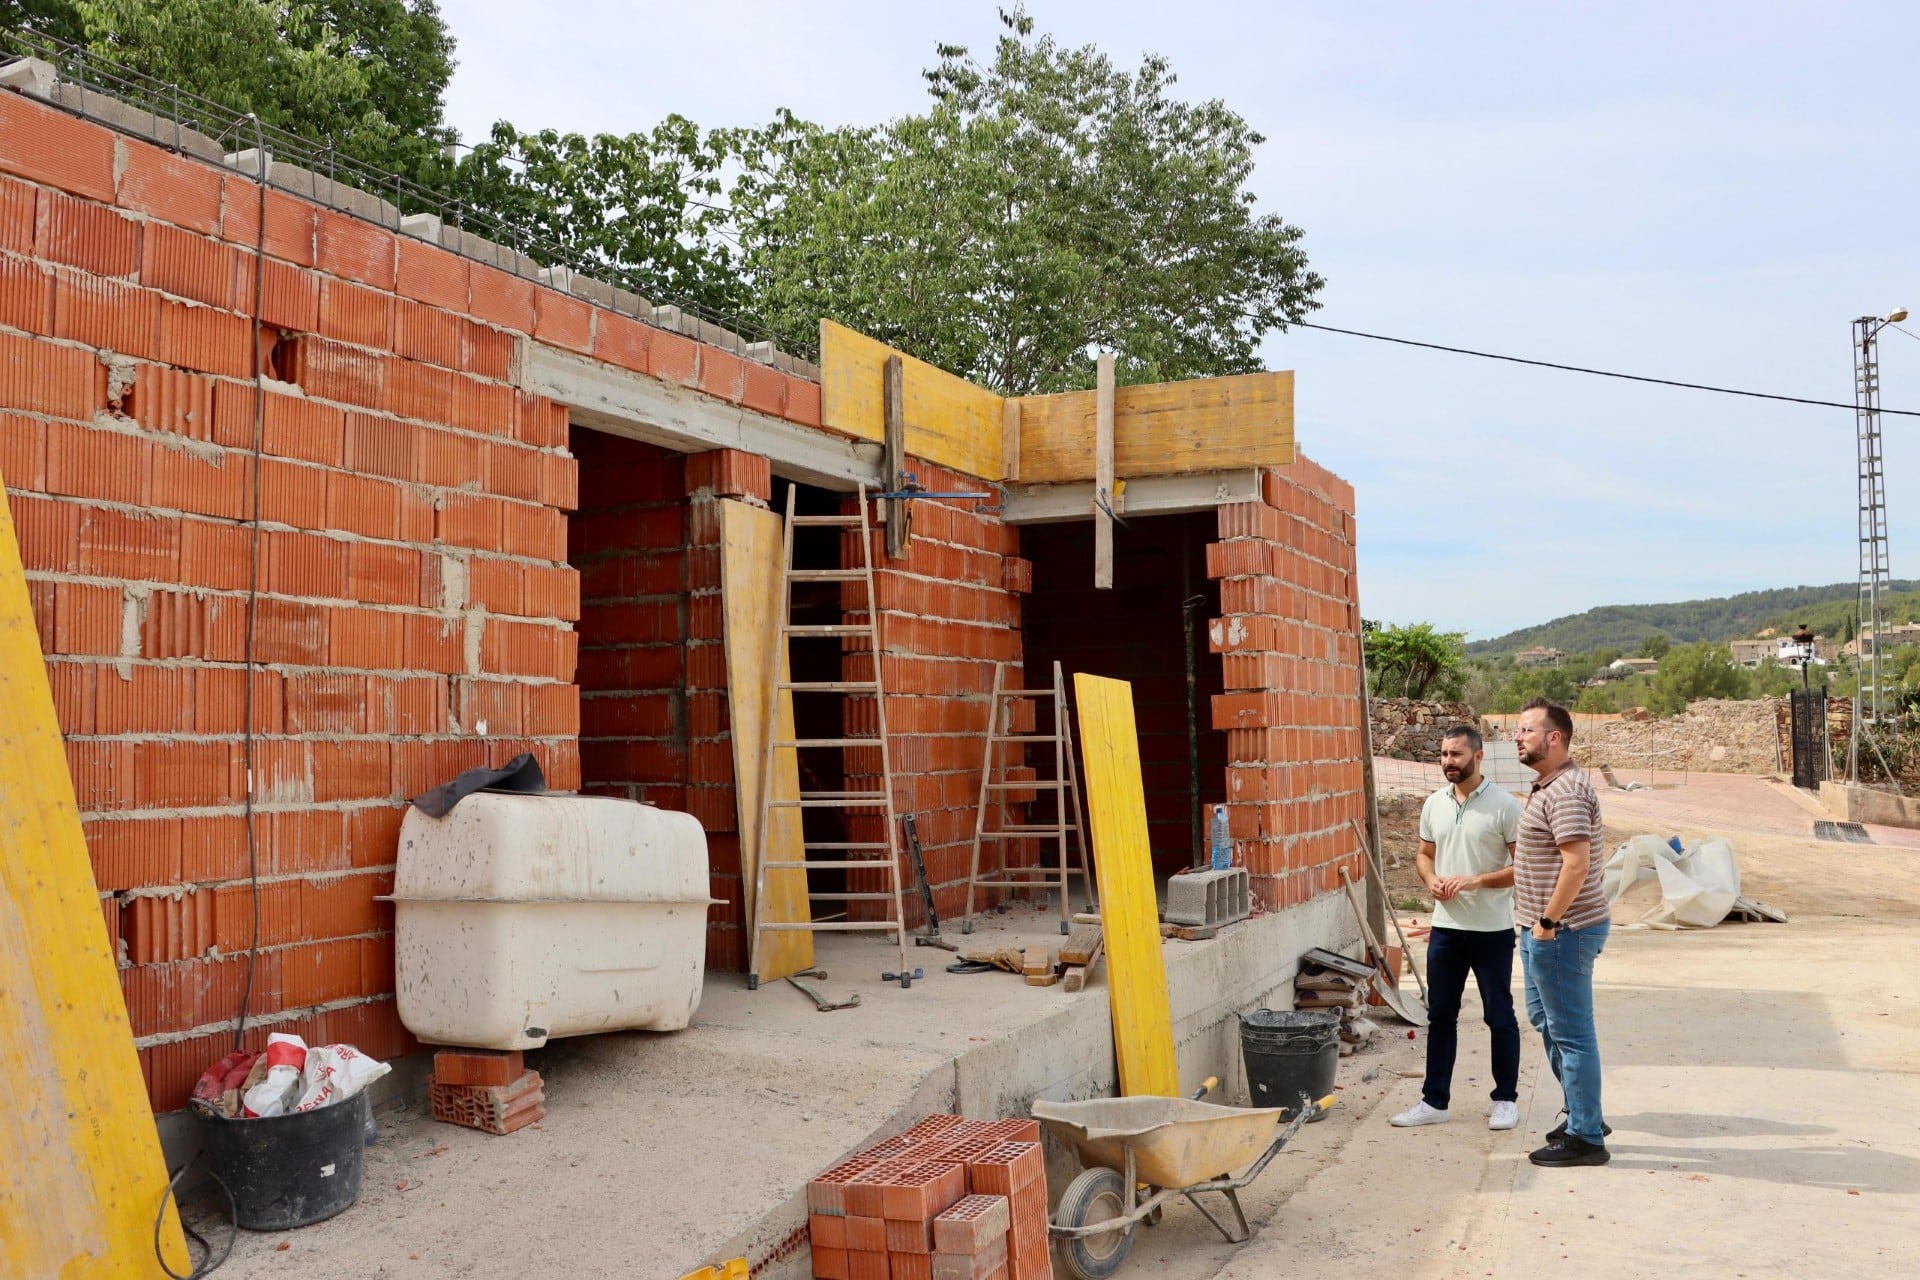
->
xmin=1032 ymin=1081 xmax=1335 ymax=1280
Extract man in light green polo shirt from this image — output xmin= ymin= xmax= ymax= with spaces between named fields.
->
xmin=1391 ymin=724 xmax=1525 ymax=1131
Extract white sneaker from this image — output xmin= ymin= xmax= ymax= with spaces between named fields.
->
xmin=1489 ymin=1101 xmax=1519 ymax=1131
xmin=1390 ymin=1100 xmax=1451 ymax=1127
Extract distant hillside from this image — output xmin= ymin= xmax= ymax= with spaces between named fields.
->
xmin=1467 ymin=581 xmax=1918 ymax=656
xmin=1759 ymin=587 xmax=1920 ymax=639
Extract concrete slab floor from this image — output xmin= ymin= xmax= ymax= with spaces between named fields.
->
xmin=190 ymin=890 xmax=1298 ymax=1279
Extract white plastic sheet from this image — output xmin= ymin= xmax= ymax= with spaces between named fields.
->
xmin=1603 ymin=834 xmax=1741 ymax=928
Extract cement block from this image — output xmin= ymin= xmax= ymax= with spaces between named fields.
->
xmin=1164 ymin=867 xmax=1251 ymax=927
xmin=744 ymin=340 xmax=778 ymax=366
xmin=609 ymin=286 xmax=653 ymax=320
xmin=653 ymin=304 xmax=691 ymax=334
xmin=0 ymin=57 xmax=58 ymax=99
xmin=400 ymin=212 xmax=444 ymax=243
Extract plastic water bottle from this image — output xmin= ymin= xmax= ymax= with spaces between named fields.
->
xmin=1210 ymin=804 xmax=1231 ymax=870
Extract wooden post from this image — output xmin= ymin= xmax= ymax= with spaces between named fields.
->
xmin=1095 ymin=351 xmax=1115 ymax=590
xmin=1001 ymin=397 xmax=1021 ymax=484
xmin=884 ymin=354 xmax=908 ymax=559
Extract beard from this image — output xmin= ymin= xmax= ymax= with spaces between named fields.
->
xmin=1442 ymin=763 xmax=1469 ymax=781
xmin=1517 ymin=742 xmax=1544 ymax=766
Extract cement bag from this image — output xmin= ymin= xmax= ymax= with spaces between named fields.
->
xmin=293 ymin=1043 xmax=392 ymax=1113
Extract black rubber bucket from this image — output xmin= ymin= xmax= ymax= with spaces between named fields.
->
xmin=196 ymin=1093 xmax=369 ymax=1230
xmin=1240 ymin=1009 xmax=1339 ymax=1123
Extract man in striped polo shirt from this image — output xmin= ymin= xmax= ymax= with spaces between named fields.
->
xmin=1514 ymin=697 xmax=1613 ymax=1168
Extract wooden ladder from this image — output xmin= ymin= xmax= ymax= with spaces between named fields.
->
xmin=962 ymin=660 xmax=1095 ymax=936
xmin=748 ymin=484 xmax=915 ymax=989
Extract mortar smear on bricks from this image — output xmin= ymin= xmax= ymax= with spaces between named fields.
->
xmin=0 ymin=60 xmax=1369 ymax=1112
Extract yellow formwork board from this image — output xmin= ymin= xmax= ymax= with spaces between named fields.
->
xmin=0 ymin=478 xmax=189 ymax=1273
xmin=818 ymin=320 xmax=1007 ymax=481
xmin=719 ymin=499 xmax=814 ymax=983
xmin=1013 ymin=370 xmax=1295 ymax=484
xmin=1073 ymin=674 xmax=1178 ymax=1098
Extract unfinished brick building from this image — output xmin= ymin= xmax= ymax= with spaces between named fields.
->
xmin=0 ymin=67 xmax=1368 ymax=1113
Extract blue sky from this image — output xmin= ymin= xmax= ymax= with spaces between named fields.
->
xmin=436 ymin=1 xmax=1920 ymax=641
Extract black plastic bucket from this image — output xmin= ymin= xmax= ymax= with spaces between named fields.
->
xmin=1240 ymin=1009 xmax=1339 ymax=1123
xmin=196 ymin=1093 xmax=369 ymax=1230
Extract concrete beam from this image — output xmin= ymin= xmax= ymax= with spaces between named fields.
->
xmin=517 ymin=340 xmax=882 ymax=491
xmin=999 ymin=468 xmax=1263 ymax=524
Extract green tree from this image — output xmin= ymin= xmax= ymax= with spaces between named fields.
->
xmin=1575 ymin=684 xmax=1616 ymax=714
xmin=1648 ymin=642 xmax=1747 ymax=716
xmin=1591 ymin=646 xmax=1623 ymax=669
xmin=5 ymin=0 xmax=457 ymax=176
xmin=1364 ymin=622 xmax=1467 ymax=701
xmin=445 ymin=118 xmax=747 ymax=319
xmin=726 ymin=6 xmax=1323 ymax=387
xmin=1638 ymin=633 xmax=1672 ymax=660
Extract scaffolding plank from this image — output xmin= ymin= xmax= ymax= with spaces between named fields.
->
xmin=720 ymin=498 xmax=813 ymax=983
xmin=1013 ymin=370 xmax=1295 ymax=484
xmin=1074 ymin=673 xmax=1179 ymax=1098
xmin=818 ymin=319 xmax=1007 ymax=482
xmin=0 ymin=458 xmax=191 ymax=1273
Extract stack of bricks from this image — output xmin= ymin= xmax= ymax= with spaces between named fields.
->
xmin=427 ymin=1047 xmax=544 ymax=1135
xmin=1206 ymin=460 xmax=1368 ymax=912
xmin=808 ymin=1115 xmax=1050 ymax=1280
xmin=838 ymin=461 xmax=1027 ymax=927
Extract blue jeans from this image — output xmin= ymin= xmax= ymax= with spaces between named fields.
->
xmin=1422 ymin=926 xmax=1520 ymax=1110
xmin=1520 ymin=922 xmax=1609 ymax=1144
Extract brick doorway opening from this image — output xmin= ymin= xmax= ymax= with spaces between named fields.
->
xmin=1019 ymin=512 xmax=1228 ymax=884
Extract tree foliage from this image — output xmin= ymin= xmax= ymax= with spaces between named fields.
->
xmin=444 ymin=119 xmax=746 ymax=319
xmin=1364 ymin=621 xmax=1467 ymax=701
xmin=1647 ymin=642 xmax=1746 ymax=716
xmin=5 ymin=0 xmax=458 ymax=176
xmin=726 ymin=7 xmax=1323 ymax=388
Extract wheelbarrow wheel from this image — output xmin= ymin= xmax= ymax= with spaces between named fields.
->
xmin=1056 ymin=1167 xmax=1136 ymax=1280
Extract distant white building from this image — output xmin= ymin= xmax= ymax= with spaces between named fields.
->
xmin=1609 ymin=657 xmax=1660 ymax=676
xmin=1515 ymin=646 xmax=1566 ymax=669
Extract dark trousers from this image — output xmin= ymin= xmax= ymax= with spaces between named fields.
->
xmin=1422 ymin=925 xmax=1521 ymax=1110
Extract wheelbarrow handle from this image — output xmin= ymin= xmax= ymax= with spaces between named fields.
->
xmin=1190 ymin=1076 xmax=1220 ymax=1101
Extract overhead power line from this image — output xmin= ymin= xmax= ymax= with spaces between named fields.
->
xmin=1287 ymin=319 xmax=1920 ymax=418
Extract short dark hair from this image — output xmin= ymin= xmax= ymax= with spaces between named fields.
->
xmin=1522 ymin=697 xmax=1574 ymax=744
xmin=1441 ymin=723 xmax=1483 ymax=752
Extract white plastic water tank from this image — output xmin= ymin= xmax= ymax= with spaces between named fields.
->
xmin=390 ymin=793 xmax=715 ymax=1050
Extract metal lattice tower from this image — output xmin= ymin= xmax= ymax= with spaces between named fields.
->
xmin=1855 ymin=315 xmax=1892 ymax=726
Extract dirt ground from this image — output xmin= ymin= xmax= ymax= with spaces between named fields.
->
xmin=1193 ymin=772 xmax=1920 ymax=1279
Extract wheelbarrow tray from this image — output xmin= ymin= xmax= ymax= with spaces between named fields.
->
xmin=1031 ymin=1095 xmax=1285 ymax=1189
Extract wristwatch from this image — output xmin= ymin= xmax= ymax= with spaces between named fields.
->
xmin=1537 ymin=915 xmax=1561 ymax=931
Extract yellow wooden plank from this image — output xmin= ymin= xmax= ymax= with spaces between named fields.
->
xmin=818 ymin=320 xmax=1007 ymax=481
xmin=1073 ymin=674 xmax=1178 ymax=1098
xmin=0 ymin=474 xmax=189 ymax=1274
xmin=1013 ymin=370 xmax=1295 ymax=483
xmin=719 ymin=499 xmax=814 ymax=983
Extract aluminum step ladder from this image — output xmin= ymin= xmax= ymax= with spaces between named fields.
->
xmin=748 ymin=484 xmax=915 ymax=988
xmin=962 ymin=660 xmax=1095 ymax=935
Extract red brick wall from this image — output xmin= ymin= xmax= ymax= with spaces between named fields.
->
xmin=573 ymin=434 xmax=689 ymax=812
xmin=841 ymin=461 xmax=1024 ymax=925
xmin=1021 ymin=512 xmax=1228 ymax=878
xmin=1209 ymin=460 xmax=1369 ymax=909
xmin=0 ymin=87 xmax=812 ymax=1106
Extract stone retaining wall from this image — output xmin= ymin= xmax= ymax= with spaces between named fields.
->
xmin=1369 ymin=697 xmax=1480 ymax=762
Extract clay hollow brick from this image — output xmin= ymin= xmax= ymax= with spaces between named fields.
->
xmin=933 ymin=1195 xmax=1011 ymax=1255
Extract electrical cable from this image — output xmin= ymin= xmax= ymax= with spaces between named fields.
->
xmin=154 ymin=1150 xmax=236 ymax=1279
xmin=1286 ymin=319 xmax=1920 ymax=417
xmin=233 ymin=111 xmax=268 ymax=1052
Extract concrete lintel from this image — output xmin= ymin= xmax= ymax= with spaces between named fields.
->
xmin=1000 ymin=468 xmax=1263 ymax=524
xmin=519 ymin=340 xmax=883 ymax=491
